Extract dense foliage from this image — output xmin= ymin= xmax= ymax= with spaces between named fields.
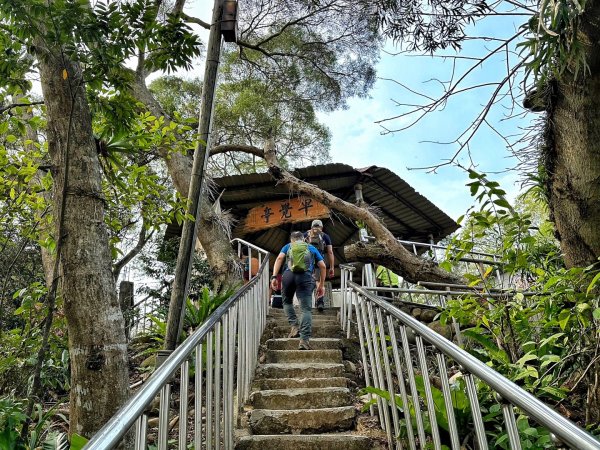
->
xmin=441 ymin=172 xmax=600 ymax=439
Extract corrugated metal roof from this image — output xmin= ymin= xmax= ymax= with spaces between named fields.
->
xmin=165 ymin=163 xmax=458 ymax=269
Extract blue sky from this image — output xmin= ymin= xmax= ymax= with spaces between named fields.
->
xmin=186 ymin=0 xmax=537 ymax=221
xmin=319 ymin=9 xmax=535 ymax=221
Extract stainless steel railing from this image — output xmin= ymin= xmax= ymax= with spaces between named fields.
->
xmin=395 ymin=238 xmax=507 ymax=290
xmin=128 ymin=294 xmax=161 ymax=336
xmin=84 ymin=239 xmax=270 ymax=450
xmin=339 ymin=265 xmax=600 ymax=450
xmin=358 ymin=236 xmax=508 ymax=304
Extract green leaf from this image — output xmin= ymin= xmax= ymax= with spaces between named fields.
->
xmin=69 ymin=434 xmax=88 ymax=450
xmin=493 ymin=198 xmax=511 ymax=208
xmin=467 ymin=181 xmax=480 ymax=196
xmin=539 ymin=386 xmax=567 ymax=400
xmin=439 ymin=261 xmax=452 ymax=272
xmin=516 ymin=352 xmax=538 ymax=367
xmin=586 ymin=271 xmax=600 ymax=294
xmin=462 ymin=329 xmax=510 ymax=364
xmin=513 ymin=366 xmax=539 ymax=381
xmin=558 ymin=310 xmax=571 ymax=330
xmin=538 ymin=333 xmax=564 ymax=348
xmin=540 ymin=354 xmax=561 ymax=369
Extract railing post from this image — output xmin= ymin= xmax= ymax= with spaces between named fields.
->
xmin=366 ymin=303 xmax=393 ymax=442
xmin=341 ymin=267 xmax=347 ymax=331
xmin=464 ymin=372 xmax=488 ymax=450
xmin=354 ymin=293 xmax=374 ymax=417
xmin=194 ymin=343 xmax=203 ymax=450
xmin=415 ymin=335 xmax=442 ymax=449
xmin=376 ymin=307 xmax=401 ymax=449
xmin=387 ymin=315 xmax=417 ymax=450
xmin=157 ymin=384 xmax=170 ymax=450
xmin=178 ymin=360 xmax=189 ymax=449
xmin=206 ymin=330 xmax=214 ymax=448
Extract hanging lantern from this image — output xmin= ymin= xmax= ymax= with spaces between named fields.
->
xmin=221 ymin=0 xmax=238 ymax=43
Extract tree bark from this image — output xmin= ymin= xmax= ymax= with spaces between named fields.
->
xmin=544 ymin=4 xmax=600 ymax=423
xmin=344 ymin=241 xmax=462 ymax=285
xmin=36 ymin=50 xmax=129 ymax=437
xmin=547 ymin=2 xmax=600 ymax=269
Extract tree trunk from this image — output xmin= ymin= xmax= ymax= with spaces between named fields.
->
xmin=131 ymin=74 xmax=240 ymax=290
xmin=547 ymin=2 xmax=600 ymax=269
xmin=344 ymin=241 xmax=463 ymax=285
xmin=544 ymin=2 xmax=600 ymax=424
xmin=36 ymin=51 xmax=129 ymax=438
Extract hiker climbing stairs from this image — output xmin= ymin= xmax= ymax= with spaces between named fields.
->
xmin=235 ymin=307 xmax=380 ymax=450
xmin=83 ymin=241 xmax=600 ymax=450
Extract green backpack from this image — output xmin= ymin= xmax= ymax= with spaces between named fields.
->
xmin=287 ymin=242 xmax=312 ymax=273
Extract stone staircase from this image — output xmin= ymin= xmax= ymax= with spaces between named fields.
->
xmin=235 ymin=307 xmax=382 ymax=450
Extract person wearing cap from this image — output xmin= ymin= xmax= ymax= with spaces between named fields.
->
xmin=271 ymin=231 xmax=326 ymax=350
xmin=304 ymin=219 xmax=334 ymax=312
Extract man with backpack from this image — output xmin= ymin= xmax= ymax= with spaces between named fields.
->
xmin=270 ymin=231 xmax=326 ymax=350
xmin=304 ymin=219 xmax=334 ymax=312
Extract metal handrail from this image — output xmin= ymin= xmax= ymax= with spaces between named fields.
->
xmin=85 ymin=239 xmax=270 ymax=450
xmin=396 ymin=238 xmax=498 ymax=259
xmin=364 ymin=286 xmax=538 ymax=298
xmin=341 ymin=270 xmax=600 ymax=450
xmin=360 ymin=236 xmax=497 ymax=260
xmin=128 ymin=294 xmax=161 ymax=336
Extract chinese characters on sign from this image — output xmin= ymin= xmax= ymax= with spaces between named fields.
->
xmin=261 ymin=206 xmax=273 ymax=223
xmin=279 ymin=201 xmax=292 ymax=219
xmin=243 ymin=197 xmax=330 ymax=232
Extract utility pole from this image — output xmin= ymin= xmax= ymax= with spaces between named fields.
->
xmin=162 ymin=0 xmax=226 ymax=356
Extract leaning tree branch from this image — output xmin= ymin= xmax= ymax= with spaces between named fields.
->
xmin=260 ymin=140 xmax=463 ymax=285
xmin=181 ymin=12 xmax=210 ymax=30
xmin=0 ymin=101 xmax=44 ymax=115
xmin=210 ymin=143 xmax=265 ymax=158
xmin=112 ymin=218 xmax=154 ymax=280
xmin=206 ymin=141 xmax=462 ymax=284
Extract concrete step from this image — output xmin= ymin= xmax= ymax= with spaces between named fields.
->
xmin=266 ymin=338 xmax=341 ymax=350
xmin=255 ymin=363 xmax=344 ymax=379
xmin=252 ymin=377 xmax=347 ymax=391
xmin=265 ymin=349 xmax=342 ymax=364
xmin=236 ymin=435 xmax=372 ymax=450
xmin=249 ymin=406 xmax=356 ymax=434
xmin=249 ymin=387 xmax=351 ymax=410
xmin=271 ymin=324 xmax=341 ymax=338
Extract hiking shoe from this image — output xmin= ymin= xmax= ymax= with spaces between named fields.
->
xmin=299 ymin=339 xmax=311 ymax=350
xmin=316 ymin=299 xmax=324 ymax=313
xmin=288 ymin=325 xmax=300 ymax=338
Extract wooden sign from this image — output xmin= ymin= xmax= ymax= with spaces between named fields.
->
xmin=241 ymin=197 xmax=330 ymax=233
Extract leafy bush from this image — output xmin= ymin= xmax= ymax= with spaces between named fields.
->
xmin=362 ymin=170 xmax=600 ymax=447
xmin=0 ymin=396 xmax=69 ymax=450
xmin=135 ymin=286 xmax=237 ymax=362
xmin=441 ymin=171 xmax=600 ymax=425
xmin=0 ymin=284 xmax=69 ymax=399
